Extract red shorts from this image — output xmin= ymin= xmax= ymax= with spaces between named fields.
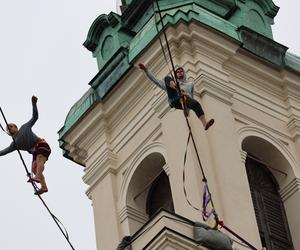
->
xmin=32 ymin=139 xmax=51 ymax=161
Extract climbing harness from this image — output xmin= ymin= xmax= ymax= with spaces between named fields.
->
xmin=152 ymin=1 xmax=259 ymax=249
xmin=0 ymin=106 xmax=76 ymax=250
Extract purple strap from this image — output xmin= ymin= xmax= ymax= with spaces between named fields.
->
xmin=202 ymin=183 xmax=215 ymax=221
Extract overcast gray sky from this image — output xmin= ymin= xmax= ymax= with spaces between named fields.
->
xmin=0 ymin=1 xmax=299 ymax=250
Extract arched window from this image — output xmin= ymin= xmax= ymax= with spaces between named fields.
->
xmin=245 ymin=156 xmax=294 ymax=250
xmin=146 ymin=171 xmax=174 ymax=218
xmin=124 ymin=152 xmax=174 ymax=234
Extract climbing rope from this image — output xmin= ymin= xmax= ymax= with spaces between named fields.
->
xmin=152 ymin=2 xmax=174 ymax=80
xmin=0 ymin=106 xmax=76 ymax=250
xmin=152 ymin=1 xmax=258 ymax=249
xmin=153 ymin=0 xmax=217 ymax=223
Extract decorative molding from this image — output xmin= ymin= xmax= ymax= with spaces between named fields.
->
xmin=119 ymin=205 xmax=148 ymax=224
xmin=107 ymin=84 xmax=151 ymax=128
xmin=196 ymin=73 xmax=234 ymax=106
xmin=224 ymin=52 xmax=284 ymax=99
xmin=151 ymin=87 xmax=172 ymax=120
xmin=130 ymin=210 xmax=205 ymax=250
xmin=287 ymin=116 xmax=300 ymax=141
xmin=233 ymin=110 xmax=291 ymax=141
xmin=145 ymin=230 xmax=204 ymax=250
xmin=232 ymin=91 xmax=288 ymax=123
xmin=283 ymin=83 xmax=300 ymax=103
xmin=163 ymin=164 xmax=171 ymax=176
xmin=186 ymin=22 xmax=239 ymax=64
xmin=237 ymin=125 xmax=299 ymax=174
xmin=119 ymin=141 xmax=166 ymax=205
xmin=240 ymin=150 xmax=248 ymax=164
xmin=280 ymin=178 xmax=300 ymax=202
xmin=118 ymin=127 xmax=164 ymax=172
xmin=111 ymin=106 xmax=157 ymax=154
xmin=68 ymin=146 xmax=88 ymax=165
xmin=85 ymin=166 xmax=117 ymax=199
xmin=83 ymin=149 xmax=118 ymax=186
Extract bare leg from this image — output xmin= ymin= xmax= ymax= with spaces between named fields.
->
xmin=27 ymin=160 xmax=40 ymax=183
xmin=31 ymin=160 xmax=37 ymax=176
xmin=199 ymin=115 xmax=214 ymax=130
xmin=35 ymin=154 xmax=48 ymax=194
xmin=199 ymin=115 xmax=207 ymax=128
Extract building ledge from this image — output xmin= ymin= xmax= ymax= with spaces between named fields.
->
xmin=117 ymin=209 xmax=233 ymax=250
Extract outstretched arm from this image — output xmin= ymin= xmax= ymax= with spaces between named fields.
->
xmin=138 ymin=64 xmax=167 ymax=91
xmin=27 ymin=96 xmax=39 ymax=127
xmin=0 ymin=143 xmax=15 ymax=156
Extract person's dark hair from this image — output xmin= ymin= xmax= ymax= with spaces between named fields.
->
xmin=6 ymin=123 xmax=17 ymax=135
xmin=175 ymin=67 xmax=184 ymax=73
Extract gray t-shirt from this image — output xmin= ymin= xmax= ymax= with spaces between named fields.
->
xmin=0 ymin=102 xmax=39 ymax=155
xmin=144 ymin=68 xmax=194 ymax=99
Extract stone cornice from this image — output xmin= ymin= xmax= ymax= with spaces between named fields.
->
xmin=196 ymin=73 xmax=234 ymax=106
xmin=68 ymin=145 xmax=88 ymax=165
xmin=61 ymin=142 xmax=87 ymax=166
xmin=238 ymin=26 xmax=288 ymax=67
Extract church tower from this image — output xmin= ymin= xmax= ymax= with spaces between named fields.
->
xmin=59 ymin=1 xmax=300 ymax=249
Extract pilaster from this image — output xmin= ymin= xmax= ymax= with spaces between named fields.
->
xmin=199 ymin=77 xmax=262 ymax=248
xmin=91 ymin=172 xmax=120 ymax=250
xmin=280 ymin=178 xmax=300 ymax=250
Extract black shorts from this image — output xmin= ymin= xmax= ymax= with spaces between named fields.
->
xmin=32 ymin=139 xmax=51 ymax=161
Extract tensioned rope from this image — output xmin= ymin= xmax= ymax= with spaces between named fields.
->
xmin=0 ymin=106 xmax=76 ymax=250
xmin=153 ymin=0 xmax=216 ymax=222
xmin=152 ymin=1 xmax=258 ymax=249
xmin=152 ymin=0 xmax=213 ymax=216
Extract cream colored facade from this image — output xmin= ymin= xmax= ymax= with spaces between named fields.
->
xmin=63 ymin=20 xmax=300 ymax=250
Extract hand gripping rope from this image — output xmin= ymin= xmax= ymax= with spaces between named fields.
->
xmin=0 ymin=106 xmax=76 ymax=250
xmin=152 ymin=1 xmax=258 ymax=249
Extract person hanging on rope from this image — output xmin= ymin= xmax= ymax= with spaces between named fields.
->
xmin=138 ymin=64 xmax=214 ymax=130
xmin=0 ymin=96 xmax=51 ymax=195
